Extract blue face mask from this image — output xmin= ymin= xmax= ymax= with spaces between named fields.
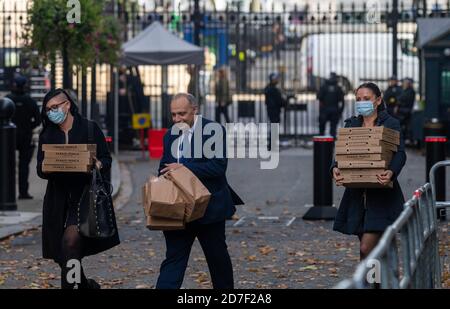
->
xmin=47 ymin=107 xmax=67 ymax=125
xmin=355 ymin=100 xmax=375 ymax=117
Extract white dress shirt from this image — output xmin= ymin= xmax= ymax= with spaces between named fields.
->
xmin=177 ymin=115 xmax=200 ymax=163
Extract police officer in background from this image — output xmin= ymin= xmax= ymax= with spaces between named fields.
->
xmin=317 ymin=72 xmax=345 ymax=138
xmin=264 ymin=72 xmax=285 ymax=150
xmin=7 ymin=74 xmax=41 ymax=199
xmin=397 ymin=78 xmax=416 ymax=142
xmin=383 ymin=75 xmax=402 ymax=117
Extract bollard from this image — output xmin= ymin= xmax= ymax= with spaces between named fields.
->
xmin=425 ymin=136 xmax=447 ymax=220
xmin=424 ymin=118 xmax=445 ymax=138
xmin=423 ymin=118 xmax=445 ymax=150
xmin=0 ymin=97 xmax=17 ymax=211
xmin=303 ymin=136 xmax=337 ymax=220
xmin=104 ymin=136 xmax=113 ymax=185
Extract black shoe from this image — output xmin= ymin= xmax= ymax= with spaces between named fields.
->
xmin=18 ymin=194 xmax=33 ymax=200
xmin=79 ymin=278 xmax=101 ymax=289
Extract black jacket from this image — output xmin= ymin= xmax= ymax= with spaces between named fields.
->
xmin=6 ymin=92 xmax=41 ymax=145
xmin=397 ymin=87 xmax=415 ymax=121
xmin=383 ymin=85 xmax=402 ymax=115
xmin=264 ymin=83 xmax=284 ymax=112
xmin=37 ymin=114 xmax=119 ymax=264
xmin=317 ymin=80 xmax=345 ymax=113
xmin=331 ymin=111 xmax=406 ymax=235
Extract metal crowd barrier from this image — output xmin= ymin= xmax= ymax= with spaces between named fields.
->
xmin=430 ymin=160 xmax=450 ymax=220
xmin=334 ymin=160 xmax=450 ymax=289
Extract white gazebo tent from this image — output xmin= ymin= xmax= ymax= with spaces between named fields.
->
xmin=122 ymin=21 xmax=204 ymax=66
xmin=121 ymin=21 xmax=205 ymax=127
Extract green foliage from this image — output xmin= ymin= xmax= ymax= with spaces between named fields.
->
xmin=23 ymin=0 xmax=121 ymax=67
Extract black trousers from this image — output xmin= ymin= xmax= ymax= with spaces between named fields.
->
xmin=156 ymin=221 xmax=233 ymax=289
xmin=319 ymin=108 xmax=340 ymax=138
xmin=400 ymin=116 xmax=411 ymax=141
xmin=267 ymin=108 xmax=280 ymax=151
xmin=17 ymin=140 xmax=34 ymax=196
xmin=215 ymin=105 xmax=230 ymax=124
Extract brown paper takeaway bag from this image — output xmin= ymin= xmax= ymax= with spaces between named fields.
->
xmin=146 ymin=175 xmax=191 ymax=220
xmin=142 ymin=179 xmax=185 ymax=231
xmin=141 ymin=166 xmax=211 ymax=230
xmin=165 ymin=166 xmax=211 ymax=223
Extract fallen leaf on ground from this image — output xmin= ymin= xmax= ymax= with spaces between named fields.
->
xmin=298 ymin=265 xmax=318 ymax=271
xmin=259 ymin=246 xmax=275 ymax=255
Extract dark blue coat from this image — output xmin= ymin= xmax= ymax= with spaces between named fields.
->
xmin=158 ymin=117 xmax=243 ymax=224
xmin=331 ymin=111 xmax=407 ymax=235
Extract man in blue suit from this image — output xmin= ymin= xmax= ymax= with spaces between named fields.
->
xmin=156 ymin=93 xmax=243 ymax=289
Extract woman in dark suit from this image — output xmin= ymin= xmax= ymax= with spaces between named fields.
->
xmin=332 ymin=82 xmax=406 ymax=260
xmin=37 ymin=89 xmax=120 ymax=289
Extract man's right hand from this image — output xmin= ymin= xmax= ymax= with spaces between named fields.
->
xmin=333 ymin=167 xmax=344 ymax=186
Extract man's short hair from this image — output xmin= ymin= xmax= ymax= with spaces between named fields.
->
xmin=269 ymin=72 xmax=279 ymax=82
xmin=172 ymin=92 xmax=198 ymax=108
xmin=13 ymin=75 xmax=27 ymax=88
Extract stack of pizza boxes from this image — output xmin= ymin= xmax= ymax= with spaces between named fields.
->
xmin=42 ymin=144 xmax=96 ymax=173
xmin=335 ymin=127 xmax=400 ymax=188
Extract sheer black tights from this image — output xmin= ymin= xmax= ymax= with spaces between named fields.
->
xmin=59 ymin=225 xmax=88 ymax=289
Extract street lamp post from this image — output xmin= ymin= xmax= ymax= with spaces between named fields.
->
xmin=113 ymin=0 xmax=119 ymax=155
xmin=193 ymin=0 xmax=201 ymax=46
xmin=193 ymin=0 xmax=201 ymax=100
xmin=392 ymin=0 xmax=399 ymax=77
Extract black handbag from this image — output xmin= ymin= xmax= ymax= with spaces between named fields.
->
xmin=78 ymin=167 xmax=117 ymax=238
xmin=77 ymin=121 xmax=117 ymax=238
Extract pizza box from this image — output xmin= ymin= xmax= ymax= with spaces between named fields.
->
xmin=335 ymin=152 xmax=393 ymax=162
xmin=337 ymin=160 xmax=390 ymax=169
xmin=42 ymin=163 xmax=92 ymax=173
xmin=42 ymin=144 xmax=97 ymax=152
xmin=335 ymin=139 xmax=398 ymax=152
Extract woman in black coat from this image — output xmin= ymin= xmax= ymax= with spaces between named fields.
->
xmin=331 ymin=82 xmax=406 ymax=260
xmin=37 ymin=89 xmax=120 ymax=288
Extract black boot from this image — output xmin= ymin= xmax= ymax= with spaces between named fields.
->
xmin=79 ymin=278 xmax=101 ymax=289
xmin=60 ymin=261 xmax=92 ymax=289
xmin=60 ymin=266 xmax=76 ymax=289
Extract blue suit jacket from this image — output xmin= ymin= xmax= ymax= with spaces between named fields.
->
xmin=158 ymin=117 xmax=243 ymax=224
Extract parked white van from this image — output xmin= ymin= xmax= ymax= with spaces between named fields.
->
xmin=299 ymin=32 xmax=419 ymax=92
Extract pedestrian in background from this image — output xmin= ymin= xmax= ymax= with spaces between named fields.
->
xmin=331 ymin=82 xmax=406 ymax=261
xmin=215 ymin=67 xmax=231 ymax=124
xmin=264 ymin=72 xmax=285 ymax=150
xmin=6 ymin=74 xmax=41 ymax=199
xmin=187 ymin=65 xmax=204 ymax=106
xmin=397 ymin=78 xmax=415 ymax=142
xmin=37 ymin=89 xmax=120 ymax=289
xmin=383 ymin=75 xmax=402 ymax=117
xmin=317 ymin=72 xmax=345 ymax=138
